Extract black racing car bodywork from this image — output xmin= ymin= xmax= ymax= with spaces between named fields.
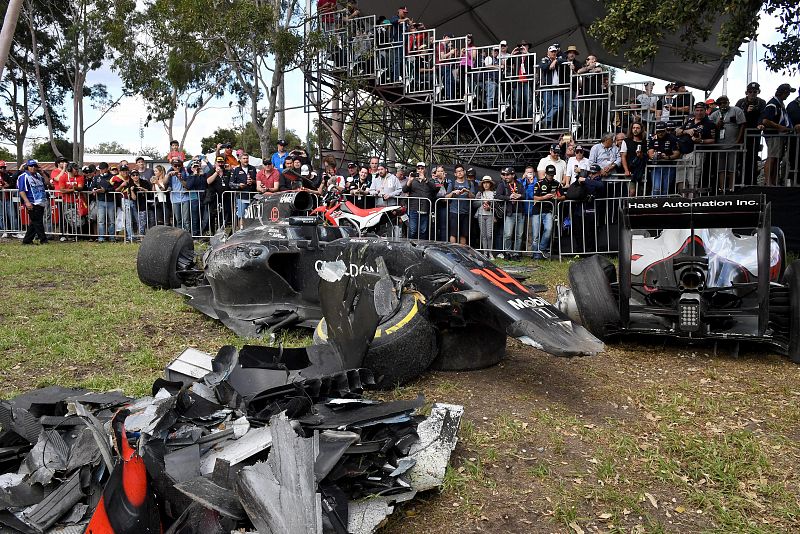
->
xmin=558 ymin=195 xmax=800 ymax=359
xmin=138 ymin=191 xmax=603 ymax=366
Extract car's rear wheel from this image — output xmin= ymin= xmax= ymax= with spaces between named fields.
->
xmin=314 ymin=292 xmax=438 ymax=388
xmin=568 ymin=255 xmax=620 ymax=338
xmin=137 ymin=225 xmax=195 ymax=289
xmin=784 ymin=261 xmax=800 ymax=363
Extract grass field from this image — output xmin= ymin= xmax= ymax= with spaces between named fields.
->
xmin=2 ymin=240 xmax=799 ymax=533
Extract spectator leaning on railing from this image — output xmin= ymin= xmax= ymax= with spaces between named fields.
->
xmin=761 ymin=83 xmax=795 ymax=186
xmin=588 ymin=133 xmax=621 ymax=177
xmin=709 ymin=96 xmax=746 ymax=191
xmin=90 ymin=162 xmax=116 ymax=242
xmin=530 ymin=165 xmax=563 ymax=259
xmin=0 ymin=161 xmax=21 ymax=238
xmin=675 ymin=102 xmax=715 ymax=192
xmin=402 ymin=162 xmax=438 ymax=240
xmin=648 ymin=121 xmax=681 ymax=196
xmin=495 ymin=166 xmax=524 ymax=259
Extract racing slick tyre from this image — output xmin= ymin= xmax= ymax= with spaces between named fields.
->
xmin=568 ymin=255 xmax=620 ymax=338
xmin=314 ymin=292 xmax=438 ymax=388
xmin=137 ymin=225 xmax=195 ymax=289
xmin=430 ymin=325 xmax=506 ymax=371
xmin=784 ymin=261 xmax=800 ymax=363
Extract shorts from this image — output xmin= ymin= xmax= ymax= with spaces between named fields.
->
xmin=766 ymin=135 xmax=785 ymax=159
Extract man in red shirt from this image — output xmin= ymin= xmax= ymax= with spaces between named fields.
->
xmin=57 ymin=162 xmax=87 ymax=238
xmin=256 ymin=160 xmax=280 ymax=194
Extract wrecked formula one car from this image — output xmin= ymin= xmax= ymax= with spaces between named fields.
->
xmin=0 ymin=264 xmax=463 ymax=533
xmin=557 ymin=195 xmax=800 ymax=360
xmin=137 ymin=191 xmax=602 ymax=387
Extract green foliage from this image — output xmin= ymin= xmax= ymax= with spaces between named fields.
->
xmin=31 ymin=139 xmax=74 ymax=162
xmin=87 ymin=141 xmax=131 ymax=154
xmin=200 ymin=124 xmax=302 ymax=158
xmin=0 ymin=146 xmax=13 ymax=161
xmin=591 ymin=0 xmax=797 ymax=75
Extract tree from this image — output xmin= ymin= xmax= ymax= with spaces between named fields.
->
xmin=87 ymin=141 xmax=131 ymax=154
xmin=42 ymin=0 xmax=127 ymax=163
xmin=138 ymin=145 xmax=162 ymax=160
xmin=0 ymin=0 xmax=68 ymax=164
xmin=107 ymin=0 xmax=230 ymax=152
xmin=31 ymin=138 xmax=74 ymax=161
xmin=591 ymin=0 xmax=799 ymax=75
xmin=0 ymin=145 xmax=13 ymax=160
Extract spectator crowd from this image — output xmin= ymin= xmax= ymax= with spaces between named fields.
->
xmin=1 ymin=1 xmax=798 ymax=256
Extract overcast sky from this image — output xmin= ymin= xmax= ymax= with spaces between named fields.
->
xmin=2 ymin=11 xmax=789 ymax=159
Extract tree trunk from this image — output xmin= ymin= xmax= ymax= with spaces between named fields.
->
xmin=25 ymin=1 xmax=62 ymax=159
xmin=277 ymin=78 xmax=285 ymax=141
xmin=0 ymin=0 xmax=23 ymax=80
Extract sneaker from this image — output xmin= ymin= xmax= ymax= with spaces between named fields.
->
xmin=1 ymin=233 xmax=7 ymax=238
xmin=59 ymin=236 xmax=67 ymax=242
xmin=532 ymin=253 xmax=544 ymax=260
xmin=15 ymin=233 xmax=24 ymax=239
xmin=496 ymin=253 xmax=505 ymax=260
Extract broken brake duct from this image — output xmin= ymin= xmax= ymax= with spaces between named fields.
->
xmin=0 ymin=347 xmax=463 ymax=533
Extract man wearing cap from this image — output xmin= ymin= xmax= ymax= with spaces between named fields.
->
xmin=256 ymin=159 xmax=280 ymax=194
xmin=370 ymin=163 xmax=403 ymax=207
xmin=735 ymin=82 xmax=768 ymax=185
xmin=205 ymin=156 xmax=232 ymax=230
xmin=134 ymin=157 xmax=154 ymax=182
xmin=709 ymin=96 xmax=746 ymax=191
xmin=648 ymin=122 xmax=680 ymax=196
xmin=530 ymin=165 xmax=563 ymax=258
xmin=271 ymin=140 xmax=288 ymax=171
xmin=230 ymin=153 xmax=258 ymax=227
xmin=216 ymin=142 xmax=238 ymax=167
xmin=345 ymin=161 xmax=359 ymax=185
xmin=89 ymin=162 xmax=117 ymax=241
xmin=17 ymin=160 xmax=49 ymax=244
xmin=539 ymin=44 xmax=565 ymax=127
xmin=537 ymin=144 xmax=568 ymax=184
xmin=114 ymin=165 xmax=138 ymax=242
xmin=761 ymin=84 xmax=796 ymax=186
xmin=0 ymin=160 xmax=21 ymax=238
xmin=402 ymin=163 xmax=437 ymax=239
xmin=675 ymin=102 xmax=715 ymax=191
xmin=565 ymin=145 xmax=590 ymax=185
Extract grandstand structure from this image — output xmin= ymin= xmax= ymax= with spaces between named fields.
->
xmin=302 ymin=4 xmax=728 ymax=168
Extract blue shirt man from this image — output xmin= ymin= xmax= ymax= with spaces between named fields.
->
xmin=271 ymin=140 xmax=288 ymax=171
